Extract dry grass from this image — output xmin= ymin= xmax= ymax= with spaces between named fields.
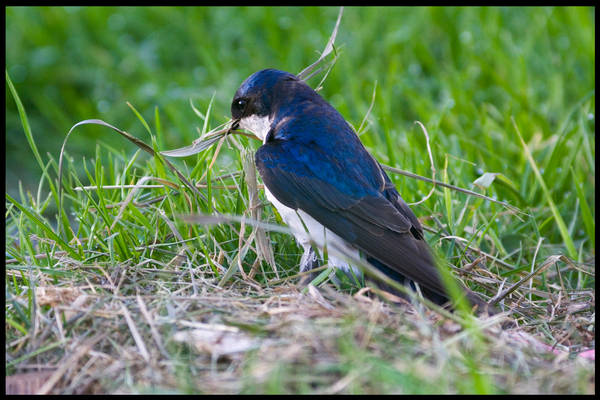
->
xmin=5 ymin=246 xmax=595 ymax=393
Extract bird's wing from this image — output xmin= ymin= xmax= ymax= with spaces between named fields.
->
xmin=256 ymin=139 xmax=448 ymax=297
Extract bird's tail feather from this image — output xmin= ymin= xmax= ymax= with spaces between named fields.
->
xmin=365 ymin=253 xmax=499 ymax=316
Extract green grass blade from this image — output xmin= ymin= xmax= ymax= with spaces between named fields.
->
xmin=6 ymin=70 xmax=44 ymax=172
xmin=443 ymin=155 xmax=453 ymax=234
xmin=512 ymin=118 xmax=577 ymax=259
xmin=127 ymin=101 xmax=153 ymax=136
xmin=571 ymin=167 xmax=594 ymax=249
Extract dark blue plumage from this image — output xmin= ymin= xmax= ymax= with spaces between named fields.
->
xmin=231 ymin=69 xmax=489 ymax=310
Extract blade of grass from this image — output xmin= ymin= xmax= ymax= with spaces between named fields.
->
xmin=571 ymin=166 xmax=594 ymax=249
xmin=154 ymin=106 xmax=164 ymax=150
xmin=443 ymin=155 xmax=453 ymax=235
xmin=297 ymin=7 xmax=344 ymax=80
xmin=512 ymin=117 xmax=577 ymax=259
xmin=380 ymin=164 xmax=521 ymax=213
xmin=127 ymin=101 xmax=153 ymax=137
xmin=6 ymin=71 xmax=44 ymax=172
xmin=6 ymin=339 xmax=68 ymax=368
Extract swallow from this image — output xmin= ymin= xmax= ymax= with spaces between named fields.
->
xmin=230 ymin=68 xmax=492 ymax=312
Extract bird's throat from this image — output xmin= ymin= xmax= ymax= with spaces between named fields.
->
xmin=239 ymin=115 xmax=272 ymax=143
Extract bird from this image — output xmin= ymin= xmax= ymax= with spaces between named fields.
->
xmin=230 ymin=68 xmax=493 ymax=312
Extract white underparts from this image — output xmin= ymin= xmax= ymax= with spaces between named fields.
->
xmin=239 ymin=115 xmax=272 ymax=143
xmin=265 ymin=187 xmax=362 ymax=277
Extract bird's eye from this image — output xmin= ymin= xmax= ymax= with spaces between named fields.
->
xmin=231 ymin=97 xmax=249 ymax=119
xmin=235 ymin=98 xmax=247 ymax=110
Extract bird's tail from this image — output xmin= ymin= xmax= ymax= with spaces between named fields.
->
xmin=366 ymin=255 xmax=500 ymax=316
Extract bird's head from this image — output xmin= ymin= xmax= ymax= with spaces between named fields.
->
xmin=231 ymin=69 xmax=311 ymax=141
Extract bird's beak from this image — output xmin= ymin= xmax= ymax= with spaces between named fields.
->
xmin=229 ymin=119 xmax=240 ymax=133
